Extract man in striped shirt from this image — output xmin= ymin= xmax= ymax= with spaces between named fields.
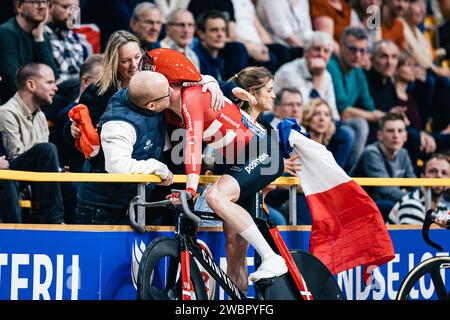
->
xmin=388 ymin=153 xmax=449 ymax=225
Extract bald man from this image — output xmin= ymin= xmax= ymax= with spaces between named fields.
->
xmin=75 ymin=71 xmax=174 ymax=225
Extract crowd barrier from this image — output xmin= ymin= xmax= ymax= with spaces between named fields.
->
xmin=1 ymin=169 xmax=449 ymax=225
xmin=0 ymin=170 xmax=449 ymax=300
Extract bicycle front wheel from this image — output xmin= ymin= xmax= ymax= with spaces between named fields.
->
xmin=396 ymin=256 xmax=450 ymax=300
xmin=137 ymin=236 xmax=208 ymax=300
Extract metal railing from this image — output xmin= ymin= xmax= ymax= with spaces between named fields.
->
xmin=1 ymin=169 xmax=449 ymax=225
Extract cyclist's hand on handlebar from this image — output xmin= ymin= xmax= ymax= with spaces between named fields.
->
xmin=166 ymin=188 xmax=196 ymax=205
xmin=284 ymin=154 xmax=302 ymax=176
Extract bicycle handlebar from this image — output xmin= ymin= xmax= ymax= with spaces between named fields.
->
xmin=128 ymin=189 xmax=201 ymax=233
xmin=422 ymin=209 xmax=449 ymax=251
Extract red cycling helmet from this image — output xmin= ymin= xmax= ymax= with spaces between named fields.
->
xmin=140 ymin=48 xmax=202 ymax=84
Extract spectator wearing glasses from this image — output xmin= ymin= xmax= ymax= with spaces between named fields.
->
xmin=45 ymin=0 xmax=92 ymax=83
xmin=130 ymin=2 xmax=163 ymax=51
xmin=0 ymin=0 xmax=58 ymax=103
xmin=328 ymin=27 xmax=385 ymax=169
xmin=160 ymin=9 xmax=200 ymax=71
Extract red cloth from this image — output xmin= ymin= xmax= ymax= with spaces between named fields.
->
xmin=68 ymin=104 xmax=100 ymax=159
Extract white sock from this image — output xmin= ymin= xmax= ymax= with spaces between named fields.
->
xmin=239 ymin=223 xmax=275 ymax=260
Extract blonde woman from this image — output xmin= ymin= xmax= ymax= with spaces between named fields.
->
xmin=301 ymin=98 xmax=336 ymax=146
xmin=69 ymin=30 xmax=143 ymax=137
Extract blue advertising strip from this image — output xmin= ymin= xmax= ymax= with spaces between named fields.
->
xmin=0 ymin=226 xmax=448 ymax=300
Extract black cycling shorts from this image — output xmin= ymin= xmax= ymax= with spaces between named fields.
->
xmin=214 ymin=126 xmax=284 ymax=216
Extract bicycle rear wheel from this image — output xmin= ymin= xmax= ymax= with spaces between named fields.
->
xmin=137 ymin=236 xmax=208 ymax=300
xmin=255 ymin=250 xmax=343 ymax=300
xmin=396 ymin=256 xmax=450 ymax=300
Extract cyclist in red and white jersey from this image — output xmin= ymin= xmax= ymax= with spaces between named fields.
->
xmin=142 ymin=48 xmax=289 ymax=291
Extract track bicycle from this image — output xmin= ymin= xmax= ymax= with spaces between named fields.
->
xmin=396 ymin=209 xmax=450 ymax=300
xmin=128 ymin=189 xmax=343 ymax=300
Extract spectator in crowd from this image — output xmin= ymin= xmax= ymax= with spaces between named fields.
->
xmin=255 ymin=0 xmax=309 ymax=57
xmin=160 ymin=9 xmax=200 ymax=70
xmin=0 ymin=0 xmax=58 ymax=103
xmin=274 ymin=31 xmax=338 ymax=119
xmin=45 ymin=0 xmax=92 ymax=83
xmin=130 ymin=2 xmax=163 ymax=52
xmin=381 ymin=0 xmax=408 ymax=50
xmin=365 ymin=40 xmax=409 ymax=140
xmin=190 ymin=3 xmax=250 ymax=81
xmin=0 ymin=63 xmax=64 ymax=224
xmin=366 ymin=40 xmax=400 ymax=114
xmin=310 ymin=0 xmax=355 ymax=52
xmin=193 ymin=10 xmax=248 ymax=81
xmin=402 ymin=0 xmax=450 ymax=133
xmin=269 ymin=88 xmax=304 ymax=129
xmin=154 ymin=0 xmax=190 ymax=22
xmin=301 ymin=98 xmax=337 ymax=152
xmin=274 ymin=31 xmax=355 ymax=169
xmin=188 ymin=0 xmax=238 ymax=39
xmin=350 ymin=112 xmax=416 ymax=220
xmin=56 ymin=54 xmax=103 ymax=173
xmin=388 ymin=153 xmax=449 ymax=225
xmin=394 ymin=51 xmax=450 ymax=172
xmin=327 ymin=27 xmax=385 ymax=168
xmin=75 ymin=71 xmax=173 ymax=225
xmin=230 ymin=0 xmax=282 ymax=73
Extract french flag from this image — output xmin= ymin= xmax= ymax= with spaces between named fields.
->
xmin=278 ymin=119 xmax=395 ymax=283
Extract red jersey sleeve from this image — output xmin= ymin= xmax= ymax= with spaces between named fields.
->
xmin=181 ymin=86 xmax=211 ymax=175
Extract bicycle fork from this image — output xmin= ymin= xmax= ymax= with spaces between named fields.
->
xmin=180 ymin=238 xmax=194 ymax=300
xmin=257 ymin=218 xmax=314 ymax=300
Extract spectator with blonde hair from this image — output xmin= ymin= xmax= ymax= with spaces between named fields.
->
xmin=301 ymin=98 xmax=336 ymax=146
xmin=66 ymin=30 xmax=143 ymax=150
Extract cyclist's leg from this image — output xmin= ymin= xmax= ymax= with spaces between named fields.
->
xmin=223 ymin=222 xmax=249 ymax=293
xmin=206 ymin=159 xmax=287 ymax=283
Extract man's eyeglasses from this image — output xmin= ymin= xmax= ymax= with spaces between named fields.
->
xmin=169 ymin=22 xmax=195 ymax=29
xmin=343 ymin=42 xmax=369 ymax=55
xmin=22 ymin=0 xmax=49 ymax=6
xmin=145 ymin=90 xmax=170 ymax=105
